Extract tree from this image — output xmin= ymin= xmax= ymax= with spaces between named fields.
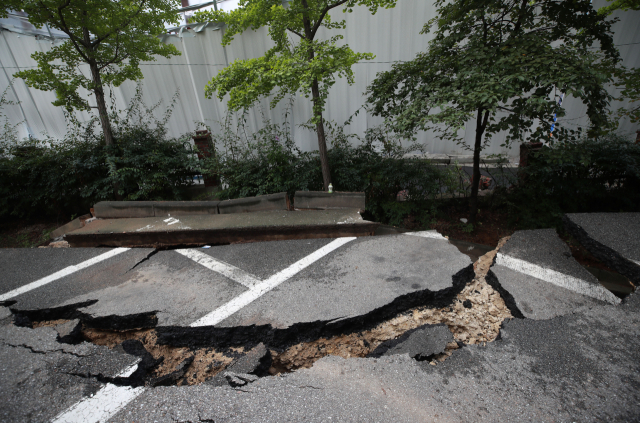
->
xmin=366 ymin=0 xmax=621 ymax=224
xmin=194 ymin=0 xmax=397 ymax=191
xmin=599 ymin=0 xmax=640 ymax=124
xmin=598 ymin=0 xmax=640 ymax=15
xmin=9 ymin=0 xmax=181 ymax=146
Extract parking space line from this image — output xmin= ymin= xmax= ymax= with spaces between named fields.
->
xmin=190 ymin=237 xmax=356 ymax=327
xmin=405 ymin=231 xmax=447 ymax=240
xmin=495 ymin=253 xmax=621 ymax=305
xmin=0 ymin=248 xmax=130 ymax=302
xmin=51 ymin=237 xmax=355 ymax=422
xmin=175 ymin=249 xmax=261 ymax=289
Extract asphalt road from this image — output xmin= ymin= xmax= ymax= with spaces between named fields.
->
xmin=0 ymin=227 xmax=638 ymax=422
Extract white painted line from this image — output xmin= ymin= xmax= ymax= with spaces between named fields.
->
xmin=52 ymin=237 xmax=355 ymax=421
xmin=628 ymin=258 xmax=640 ymax=267
xmin=175 ymin=249 xmax=261 ymax=288
xmin=0 ymin=248 xmax=130 ymax=302
xmin=51 ymin=383 xmax=145 ymax=423
xmin=190 ymin=237 xmax=356 ymax=327
xmin=495 ymin=253 xmax=621 ymax=305
xmin=405 ymin=230 xmax=447 ymax=240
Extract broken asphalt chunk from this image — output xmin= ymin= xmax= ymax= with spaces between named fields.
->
xmin=55 ymin=319 xmax=83 ymax=344
xmin=367 ymin=324 xmax=453 ymax=360
xmin=490 ymin=229 xmax=620 ymax=320
xmin=564 ymin=212 xmax=640 ymax=285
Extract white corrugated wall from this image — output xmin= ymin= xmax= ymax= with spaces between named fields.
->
xmin=0 ymin=1 xmax=638 ymax=157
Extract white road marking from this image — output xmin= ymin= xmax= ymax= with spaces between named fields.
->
xmin=405 ymin=230 xmax=447 ymax=240
xmin=628 ymin=258 xmax=640 ymax=267
xmin=0 ymin=248 xmax=130 ymax=301
xmin=495 ymin=253 xmax=621 ymax=305
xmin=175 ymin=249 xmax=261 ymax=288
xmin=190 ymin=237 xmax=356 ymax=327
xmin=51 ymin=237 xmax=355 ymax=422
xmin=164 ymin=217 xmax=180 ymax=225
xmin=52 ymin=383 xmax=144 ymax=423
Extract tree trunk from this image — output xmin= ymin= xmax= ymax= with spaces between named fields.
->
xmin=89 ymin=61 xmax=115 ymax=147
xmin=312 ymin=78 xmax=331 ymax=191
xmin=469 ymin=108 xmax=489 ymax=224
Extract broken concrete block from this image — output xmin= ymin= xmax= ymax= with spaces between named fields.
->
xmin=94 ymin=201 xmax=155 ymax=219
xmin=206 ymin=343 xmax=270 ymax=387
xmin=0 ymin=306 xmax=11 ymax=321
xmin=224 ymin=371 xmax=259 ymax=387
xmin=49 ymin=214 xmax=92 ymax=239
xmin=218 ymin=193 xmax=290 ymax=214
xmin=149 ymin=356 xmax=194 ymax=387
xmin=564 ymin=213 xmax=640 ymax=285
xmin=153 ymin=201 xmax=219 ymax=217
xmin=55 ymin=319 xmax=83 ymax=344
xmin=367 ymin=324 xmax=453 ymax=360
xmin=294 ymin=191 xmax=365 ymax=212
xmin=490 ymin=229 xmax=620 ymax=320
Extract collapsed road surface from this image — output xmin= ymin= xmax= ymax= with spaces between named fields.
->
xmin=0 ymin=227 xmax=638 ymax=422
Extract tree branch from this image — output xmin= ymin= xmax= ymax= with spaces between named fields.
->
xmin=311 ymin=0 xmax=349 ymax=38
xmin=287 ymin=28 xmax=304 ymax=38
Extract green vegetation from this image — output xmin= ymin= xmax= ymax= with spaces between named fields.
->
xmin=0 ymin=90 xmax=200 ymax=219
xmin=8 ymin=0 xmax=181 ymax=147
xmin=366 ymin=0 xmax=622 ymax=225
xmin=201 ymin=111 xmax=460 ymax=226
xmin=505 ymin=133 xmax=640 ymax=229
xmin=194 ymin=0 xmax=398 ymax=191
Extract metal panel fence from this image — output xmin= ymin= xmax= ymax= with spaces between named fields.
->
xmin=1 ymin=1 xmax=638 ymax=158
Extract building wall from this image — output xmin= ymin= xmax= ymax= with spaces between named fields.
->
xmin=0 ymin=1 xmax=638 ymax=157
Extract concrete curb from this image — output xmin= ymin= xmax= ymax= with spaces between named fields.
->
xmin=94 ymin=201 xmax=220 ymax=219
xmin=294 ymin=191 xmax=365 ymax=212
xmin=50 ymin=214 xmax=92 ymax=239
xmin=218 ymin=192 xmax=290 ymax=214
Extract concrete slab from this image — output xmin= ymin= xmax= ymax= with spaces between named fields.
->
xmin=108 ymin=297 xmax=640 ymax=423
xmin=491 ymin=229 xmax=619 ymax=319
xmin=217 ymin=234 xmax=472 ymax=329
xmin=564 ymin=212 xmax=640 ymax=285
xmin=65 ymin=209 xmax=379 ymax=248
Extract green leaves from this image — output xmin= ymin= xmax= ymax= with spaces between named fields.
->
xmin=198 ymin=0 xmax=395 ymax=118
xmin=11 ymin=0 xmax=181 ymax=113
xmin=367 ymin=0 xmax=622 ymax=147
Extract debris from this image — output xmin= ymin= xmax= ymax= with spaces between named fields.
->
xmin=460 ymin=218 xmax=468 ymax=223
xmin=201 ymin=245 xmax=211 ymax=249
xmin=224 ymin=371 xmax=259 ymax=387
xmin=39 ymin=240 xmax=69 ymax=248
xmin=55 ymin=319 xmax=83 ymax=344
xmin=367 ymin=324 xmax=453 ymax=360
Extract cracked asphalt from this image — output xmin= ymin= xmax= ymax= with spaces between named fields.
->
xmin=0 ymin=226 xmax=639 ymax=422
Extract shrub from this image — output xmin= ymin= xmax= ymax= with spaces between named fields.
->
xmin=0 ymin=88 xmax=200 ymax=218
xmin=506 ymin=133 xmax=640 ymax=229
xmin=203 ymin=110 xmax=459 ymax=227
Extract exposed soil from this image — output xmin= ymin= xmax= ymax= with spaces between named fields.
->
xmin=18 ymin=238 xmax=513 ymax=387
xmin=402 ymin=203 xmax=619 ymax=275
xmin=0 ymin=218 xmax=60 ymax=248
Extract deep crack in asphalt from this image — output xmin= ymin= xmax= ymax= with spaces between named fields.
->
xmin=5 ymin=239 xmax=515 ymax=388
